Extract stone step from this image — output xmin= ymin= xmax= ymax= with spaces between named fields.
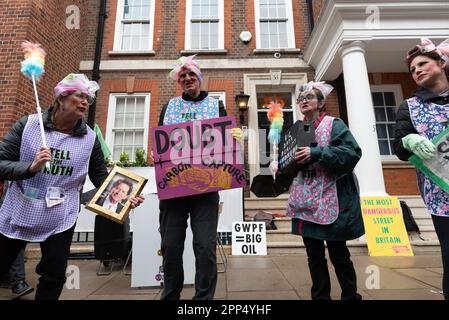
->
xmin=271 ymin=215 xmax=435 ymax=226
xmin=267 ymin=240 xmax=368 ymax=255
xmin=247 ymin=207 xmax=430 ymax=217
xmin=25 ymin=243 xmax=95 ymax=260
xmin=245 ymin=208 xmax=287 ymax=218
xmin=266 ymin=230 xmax=301 ymax=242
xmin=397 ymin=196 xmax=426 ymax=207
xmin=415 ymin=219 xmax=435 ymax=227
xmin=25 ymin=243 xmax=234 ymax=260
xmin=408 ymin=210 xmax=430 ymax=218
xmin=245 ymin=197 xmax=288 ymax=208
xmin=245 ymin=195 xmax=426 ymax=206
xmin=26 ymin=238 xmax=437 ymax=259
xmin=245 ymin=200 xmax=428 ymax=217
xmin=266 ymin=229 xmax=438 ymax=243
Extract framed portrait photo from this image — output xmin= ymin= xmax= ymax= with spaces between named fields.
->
xmin=85 ymin=166 xmax=148 ymax=224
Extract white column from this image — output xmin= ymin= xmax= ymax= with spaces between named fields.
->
xmin=339 ymin=41 xmax=387 ymax=196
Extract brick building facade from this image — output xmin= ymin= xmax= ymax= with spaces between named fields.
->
xmin=3 ymin=0 xmax=447 ymax=197
xmin=0 ymin=0 xmax=90 ymax=137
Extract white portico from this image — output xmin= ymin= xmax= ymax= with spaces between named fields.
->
xmin=303 ymin=0 xmax=449 ymax=196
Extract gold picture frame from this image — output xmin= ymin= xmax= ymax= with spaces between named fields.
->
xmin=85 ymin=166 xmax=147 ymax=224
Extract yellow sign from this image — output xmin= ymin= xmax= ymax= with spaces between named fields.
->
xmin=360 ymin=196 xmax=414 ymax=256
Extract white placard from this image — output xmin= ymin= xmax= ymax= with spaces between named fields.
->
xmin=74 ymin=167 xmax=245 ymax=288
xmin=232 ymin=222 xmax=267 ymax=256
xmin=131 ymin=194 xmax=195 ymax=287
xmin=217 ymin=188 xmax=244 ymax=232
xmin=75 ymin=168 xmax=243 ymax=233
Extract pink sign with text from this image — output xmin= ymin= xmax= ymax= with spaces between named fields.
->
xmin=151 ymin=116 xmax=245 ymax=200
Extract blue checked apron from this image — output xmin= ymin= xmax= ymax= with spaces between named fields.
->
xmin=163 ymin=96 xmax=219 ymax=125
xmin=286 ymin=116 xmax=339 ymax=225
xmin=407 ymin=96 xmax=449 ymax=217
xmin=0 ymin=114 xmax=96 ymax=241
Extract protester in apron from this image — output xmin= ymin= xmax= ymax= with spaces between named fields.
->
xmin=277 ymin=81 xmax=364 ymax=300
xmin=152 ymin=55 xmax=242 ymax=300
xmin=394 ymin=38 xmax=449 ymax=300
xmin=0 ymin=73 xmax=144 ymax=300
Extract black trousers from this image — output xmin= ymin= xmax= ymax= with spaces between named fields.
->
xmin=302 ymin=237 xmax=361 ymax=300
xmin=431 ymin=215 xmax=449 ymax=300
xmin=0 ymin=225 xmax=75 ymax=300
xmin=0 ymin=248 xmax=26 ymax=286
xmin=159 ymin=192 xmax=219 ymax=300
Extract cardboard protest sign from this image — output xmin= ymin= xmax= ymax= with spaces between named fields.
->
xmin=361 ymin=196 xmax=414 ymax=256
xmin=409 ymin=126 xmax=449 ymax=194
xmin=151 ymin=116 xmax=245 ymax=200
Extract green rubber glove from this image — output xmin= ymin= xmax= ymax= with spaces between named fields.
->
xmin=402 ymin=133 xmax=437 ymax=160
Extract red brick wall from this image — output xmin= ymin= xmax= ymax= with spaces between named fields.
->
xmin=83 ymin=0 xmax=100 ymax=61
xmin=224 ymin=0 xmax=232 ymax=51
xmin=96 ymin=78 xmax=160 ymax=162
xmin=208 ymin=80 xmax=235 ymax=118
xmin=153 ymin=0 xmax=164 ymax=51
xmin=246 ymin=0 xmax=256 ymax=51
xmin=292 ymin=0 xmax=305 ymax=49
xmin=0 ymin=0 xmax=89 ymax=138
xmin=176 ymin=0 xmax=186 ymax=53
xmin=103 ymin=0 xmax=118 ymax=56
xmin=380 ymin=73 xmax=417 ymax=99
xmin=384 ymin=168 xmax=420 ymax=195
xmin=0 ymin=0 xmax=31 ymax=136
xmin=323 ymin=90 xmax=339 ymax=118
xmin=99 ymin=0 xmax=306 ymax=60
xmin=312 ymin=0 xmax=326 ymax=23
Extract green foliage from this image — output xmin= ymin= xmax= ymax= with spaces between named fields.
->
xmin=109 ymin=149 xmax=148 ymax=167
xmin=119 ymin=152 xmax=130 ymax=166
xmin=104 ymin=156 xmax=113 ymax=167
xmin=134 ymin=148 xmax=148 ymax=167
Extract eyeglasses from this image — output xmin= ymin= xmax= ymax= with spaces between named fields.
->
xmin=296 ymin=94 xmax=316 ymax=104
xmin=71 ymin=92 xmax=94 ymax=104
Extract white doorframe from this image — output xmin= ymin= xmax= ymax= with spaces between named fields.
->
xmin=243 ymin=72 xmax=308 ymax=197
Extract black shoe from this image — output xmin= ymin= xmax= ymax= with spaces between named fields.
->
xmin=11 ymin=281 xmax=34 ymax=299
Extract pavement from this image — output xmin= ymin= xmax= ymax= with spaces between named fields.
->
xmin=0 ymin=250 xmax=445 ymax=300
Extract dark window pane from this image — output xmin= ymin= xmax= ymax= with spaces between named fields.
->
xmin=384 ymin=92 xmax=396 ymax=106
xmin=283 ymin=111 xmax=293 ymax=133
xmin=374 ymin=108 xmax=386 ymax=121
xmin=387 ymin=124 xmax=395 ymax=139
xmin=389 ymin=140 xmax=395 ymax=155
xmin=258 ymin=112 xmax=270 ymax=168
xmin=372 ymin=92 xmax=384 ymax=106
xmin=386 ymin=107 xmax=396 ymax=121
xmin=376 ymin=124 xmax=387 ymax=138
xmin=378 ymin=140 xmax=390 ymax=155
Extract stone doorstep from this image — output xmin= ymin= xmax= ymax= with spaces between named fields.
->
xmin=25 ymin=242 xmax=440 ymax=260
xmin=25 ymin=243 xmax=234 ymax=260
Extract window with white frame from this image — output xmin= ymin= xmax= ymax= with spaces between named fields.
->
xmin=106 ymin=94 xmax=150 ymax=162
xmin=255 ymin=0 xmax=295 ymax=49
xmin=113 ymin=0 xmax=155 ymax=51
xmin=208 ymin=91 xmax=226 ymax=108
xmin=371 ymin=85 xmax=403 ymax=156
xmin=185 ymin=0 xmax=224 ymax=50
